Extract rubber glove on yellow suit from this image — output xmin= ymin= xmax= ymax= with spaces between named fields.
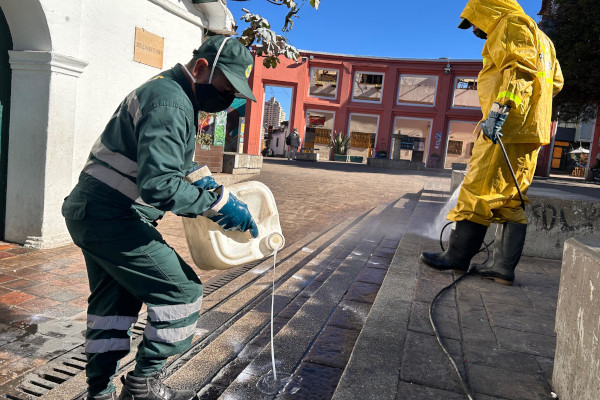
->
xmin=448 ymin=0 xmax=564 ymax=227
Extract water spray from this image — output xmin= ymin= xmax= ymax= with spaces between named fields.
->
xmin=429 ymin=136 xmax=524 ymax=400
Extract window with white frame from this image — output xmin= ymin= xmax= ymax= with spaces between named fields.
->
xmin=352 ymin=72 xmax=384 ymax=102
xmin=444 ymin=121 xmax=479 ymax=169
xmin=309 ymin=68 xmax=339 ymax=99
xmin=453 ymin=77 xmax=480 ymax=108
xmin=348 ymin=113 xmax=378 ymax=149
xmin=305 ymin=110 xmax=335 ymax=149
xmin=391 ymin=117 xmax=432 ymax=162
xmin=397 ymin=75 xmax=438 ymax=106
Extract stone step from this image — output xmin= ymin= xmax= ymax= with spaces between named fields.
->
xmin=164 ymin=204 xmax=390 ymax=397
xmin=188 ymin=194 xmax=421 ymax=399
xmin=39 ymin=206 xmax=375 ymax=400
xmin=331 ymin=182 xmax=564 ymax=400
xmin=332 ymin=190 xmax=431 ymax=400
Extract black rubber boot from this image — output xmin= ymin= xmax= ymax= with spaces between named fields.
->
xmin=87 ymin=392 xmax=117 ymax=400
xmin=472 ymin=222 xmax=527 ymax=286
xmin=117 ymin=370 xmax=195 ymax=400
xmin=420 ymin=220 xmax=488 ymax=272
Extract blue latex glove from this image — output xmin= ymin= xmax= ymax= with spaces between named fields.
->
xmin=482 ymin=102 xmax=510 ymax=144
xmin=192 ymin=175 xmax=220 ymax=190
xmin=202 ymin=187 xmax=259 ymax=238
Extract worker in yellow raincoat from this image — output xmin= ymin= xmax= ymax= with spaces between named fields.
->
xmin=420 ymin=0 xmax=563 ymax=285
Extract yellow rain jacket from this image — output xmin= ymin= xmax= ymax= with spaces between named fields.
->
xmin=461 ymin=0 xmax=563 ymax=144
xmin=447 ymin=0 xmax=563 ymax=226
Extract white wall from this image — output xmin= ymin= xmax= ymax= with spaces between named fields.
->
xmin=0 ymin=0 xmax=229 ymax=247
xmin=73 ymin=0 xmax=209 ymax=180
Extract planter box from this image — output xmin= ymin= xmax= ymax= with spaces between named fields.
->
xmin=222 ymin=152 xmax=263 ymax=174
xmin=553 ymin=238 xmax=600 ymax=400
xmin=195 ymin=145 xmax=224 ymax=173
xmin=349 ymin=156 xmax=364 ymax=163
xmin=296 ymin=153 xmax=319 ymax=162
xmin=333 ymin=154 xmax=349 ymax=162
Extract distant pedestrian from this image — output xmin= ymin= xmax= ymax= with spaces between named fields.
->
xmin=287 ymin=128 xmax=301 ymax=160
xmin=420 ymin=0 xmax=563 ymax=286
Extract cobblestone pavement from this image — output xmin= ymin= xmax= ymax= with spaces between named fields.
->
xmin=0 ymin=159 xmax=444 ymax=389
xmin=1 ymin=158 xmax=598 ymax=399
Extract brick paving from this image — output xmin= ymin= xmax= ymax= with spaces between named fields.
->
xmin=0 ymin=159 xmax=438 ymax=390
xmin=1 ymin=158 xmax=597 ymax=399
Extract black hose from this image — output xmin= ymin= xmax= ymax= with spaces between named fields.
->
xmin=429 ymin=271 xmax=475 ymax=400
xmin=430 ymin=136 xmax=525 ymax=399
xmin=431 ymin=222 xmax=492 ymax=400
xmin=497 ymin=137 xmax=525 ymax=210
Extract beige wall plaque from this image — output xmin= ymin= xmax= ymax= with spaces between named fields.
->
xmin=134 ymin=27 xmax=164 ymax=69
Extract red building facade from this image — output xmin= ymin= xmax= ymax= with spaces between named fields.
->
xmin=244 ymin=51 xmax=486 ymax=168
xmin=243 ymin=50 xmax=599 ymax=177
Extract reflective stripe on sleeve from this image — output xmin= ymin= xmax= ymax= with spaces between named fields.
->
xmin=85 ymin=338 xmax=131 ymax=353
xmin=147 ymin=297 xmax=202 ymax=323
xmin=90 ymin=138 xmax=138 ymax=178
xmin=143 ymin=322 xmax=196 ymax=344
xmin=496 ymin=91 xmax=522 ymax=106
xmin=82 ymin=162 xmax=153 ymax=207
xmin=127 ymin=91 xmax=142 ymax=126
xmin=87 ymin=314 xmax=138 ymax=331
xmin=537 ymin=71 xmax=554 ymax=84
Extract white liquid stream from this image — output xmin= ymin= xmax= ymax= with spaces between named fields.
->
xmin=270 ymin=249 xmax=278 ymax=382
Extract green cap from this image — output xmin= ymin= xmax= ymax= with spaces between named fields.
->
xmin=193 ymin=35 xmax=257 ymax=102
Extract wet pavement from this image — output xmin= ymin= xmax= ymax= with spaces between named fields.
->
xmin=0 ymin=159 xmax=442 ymax=393
xmin=0 ymin=158 xmax=599 ymax=399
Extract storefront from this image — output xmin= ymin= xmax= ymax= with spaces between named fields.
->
xmin=347 ymin=113 xmax=378 ymax=161
xmin=390 ymin=117 xmax=432 ymax=163
xmin=304 ymin=109 xmax=335 ymax=160
xmin=444 ymin=121 xmax=478 ymax=169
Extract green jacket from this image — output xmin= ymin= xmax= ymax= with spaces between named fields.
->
xmin=68 ymin=64 xmax=217 ymax=222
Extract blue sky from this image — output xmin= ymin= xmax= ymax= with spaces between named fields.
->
xmin=232 ymin=0 xmax=544 ymax=118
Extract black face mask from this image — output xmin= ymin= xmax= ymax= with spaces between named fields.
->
xmin=194 ymin=83 xmax=234 ymax=113
xmin=473 ymin=28 xmax=488 ymax=40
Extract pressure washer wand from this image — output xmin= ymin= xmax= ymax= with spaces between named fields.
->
xmin=496 ymin=136 xmax=525 ymax=210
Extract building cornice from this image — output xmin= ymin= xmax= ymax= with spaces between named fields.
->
xmin=148 ymin=0 xmax=207 ymax=28
xmin=8 ymin=51 xmax=88 ymax=77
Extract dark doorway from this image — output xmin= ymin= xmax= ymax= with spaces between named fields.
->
xmin=0 ymin=8 xmax=12 ymax=239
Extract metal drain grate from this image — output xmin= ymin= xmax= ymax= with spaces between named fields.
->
xmin=0 ymin=263 xmax=262 ymax=400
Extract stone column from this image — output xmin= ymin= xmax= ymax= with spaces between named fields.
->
xmin=5 ymin=50 xmax=87 ymax=248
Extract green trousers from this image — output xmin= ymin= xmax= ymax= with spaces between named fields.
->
xmin=62 ymin=175 xmax=203 ymax=395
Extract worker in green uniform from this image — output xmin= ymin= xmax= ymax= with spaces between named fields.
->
xmin=420 ymin=0 xmax=563 ymax=285
xmin=62 ymin=35 xmax=258 ymax=400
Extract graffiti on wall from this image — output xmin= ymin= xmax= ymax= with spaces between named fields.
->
xmin=529 ymin=203 xmax=600 ymax=232
xmin=433 ymin=132 xmax=443 ymax=150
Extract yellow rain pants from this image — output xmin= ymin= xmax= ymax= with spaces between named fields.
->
xmin=447 ymin=133 xmax=540 ymax=226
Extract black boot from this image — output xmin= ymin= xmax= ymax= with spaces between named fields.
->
xmin=87 ymin=392 xmax=117 ymax=400
xmin=472 ymin=222 xmax=527 ymax=286
xmin=117 ymin=370 xmax=195 ymax=400
xmin=420 ymin=220 xmax=487 ymax=271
